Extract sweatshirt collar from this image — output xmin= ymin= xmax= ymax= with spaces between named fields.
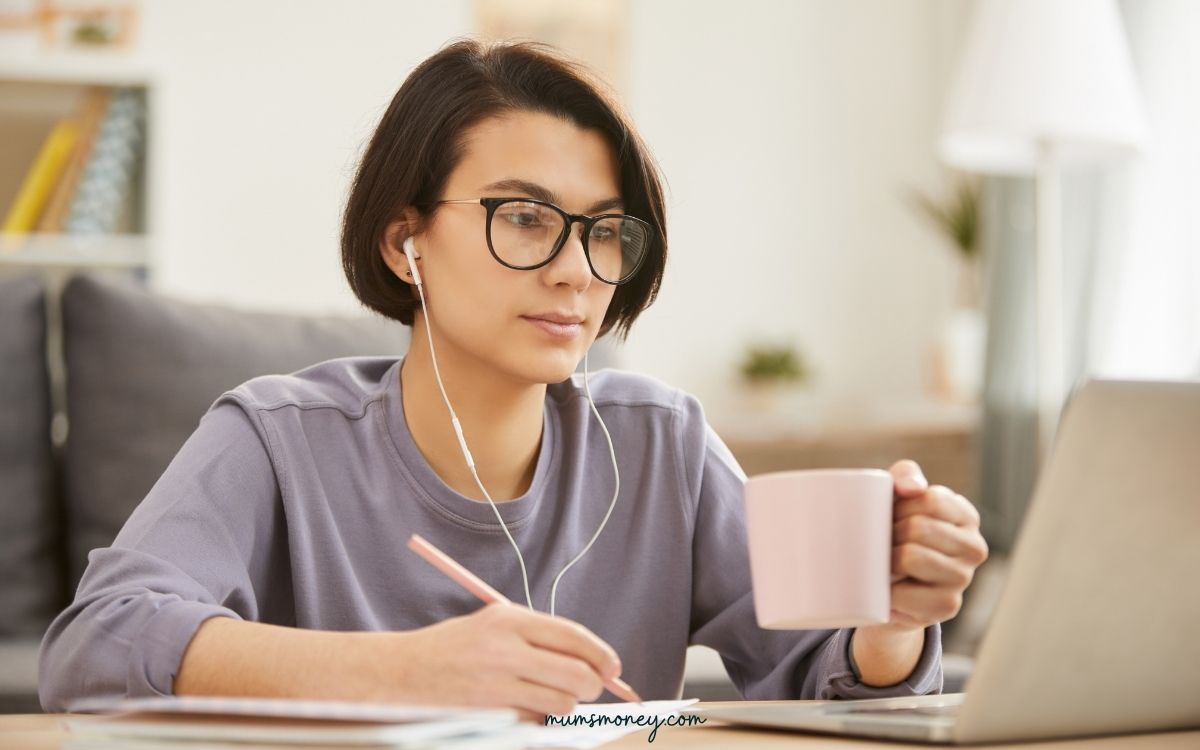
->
xmin=382 ymin=357 xmax=556 ymax=530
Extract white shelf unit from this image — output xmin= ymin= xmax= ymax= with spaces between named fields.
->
xmin=0 ymin=53 xmax=157 ymax=88
xmin=1 ymin=56 xmax=160 ymax=448
xmin=0 ymin=232 xmax=149 ymax=269
xmin=0 ymin=56 xmax=158 ymax=275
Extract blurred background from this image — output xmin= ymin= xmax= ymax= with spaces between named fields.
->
xmin=1 ymin=0 xmax=1197 ymax=709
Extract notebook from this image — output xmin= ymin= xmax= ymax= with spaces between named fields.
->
xmin=62 ymin=695 xmax=522 ymax=748
xmin=62 ymin=695 xmax=701 ymax=749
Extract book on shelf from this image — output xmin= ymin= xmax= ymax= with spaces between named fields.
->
xmin=1 ymin=117 xmax=78 ymax=233
xmin=65 ymin=86 xmax=146 ymax=234
xmin=38 ymin=86 xmax=112 ymax=232
xmin=1 ymin=84 xmax=144 ymax=240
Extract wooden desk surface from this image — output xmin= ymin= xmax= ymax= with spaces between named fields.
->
xmin=3 ymin=707 xmax=1198 ymax=749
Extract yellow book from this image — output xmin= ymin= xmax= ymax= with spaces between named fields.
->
xmin=2 ymin=118 xmax=80 ymax=233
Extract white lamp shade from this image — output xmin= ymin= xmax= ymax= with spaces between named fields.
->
xmin=939 ymin=0 xmax=1150 ymax=174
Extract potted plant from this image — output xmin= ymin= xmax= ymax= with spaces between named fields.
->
xmin=737 ymin=342 xmax=816 ymax=424
xmin=908 ymin=176 xmax=983 ymax=308
xmin=907 ymin=175 xmax=987 ymax=404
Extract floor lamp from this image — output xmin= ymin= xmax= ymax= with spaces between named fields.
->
xmin=936 ymin=0 xmax=1148 ymax=464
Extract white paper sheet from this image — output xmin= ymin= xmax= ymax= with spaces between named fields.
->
xmin=61 ymin=696 xmax=520 ymax=748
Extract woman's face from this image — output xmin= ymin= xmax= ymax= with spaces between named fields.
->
xmin=395 ymin=109 xmax=622 ymax=386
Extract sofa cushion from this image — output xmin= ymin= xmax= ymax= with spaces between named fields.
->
xmin=61 ymin=273 xmax=410 ymax=588
xmin=0 ymin=273 xmax=58 ymax=637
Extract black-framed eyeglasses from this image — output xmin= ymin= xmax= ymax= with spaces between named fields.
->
xmin=422 ymin=197 xmax=653 ymax=285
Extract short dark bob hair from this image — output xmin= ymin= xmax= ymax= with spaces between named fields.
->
xmin=341 ymin=37 xmax=668 ymax=341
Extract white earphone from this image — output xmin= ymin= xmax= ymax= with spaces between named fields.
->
xmin=402 ymin=235 xmax=621 ymax=616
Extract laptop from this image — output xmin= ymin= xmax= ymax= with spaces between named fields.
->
xmin=685 ymin=378 xmax=1200 ymax=744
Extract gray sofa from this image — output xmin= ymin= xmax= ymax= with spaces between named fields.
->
xmin=1 ymin=271 xmax=417 ymax=712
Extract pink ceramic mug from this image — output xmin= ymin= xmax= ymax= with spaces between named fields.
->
xmin=744 ymin=468 xmax=893 ymax=629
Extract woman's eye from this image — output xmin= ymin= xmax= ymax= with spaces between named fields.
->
xmin=502 ymin=211 xmax=542 ymax=228
xmin=591 ymin=225 xmax=615 ymax=241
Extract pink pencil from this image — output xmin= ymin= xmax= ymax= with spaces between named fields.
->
xmin=406 ymin=533 xmax=642 ymax=704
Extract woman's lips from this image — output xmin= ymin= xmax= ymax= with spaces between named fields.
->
xmin=522 ymin=316 xmax=582 ymax=339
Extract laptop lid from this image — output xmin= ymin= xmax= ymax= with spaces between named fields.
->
xmin=956 ymin=379 xmax=1200 ymax=743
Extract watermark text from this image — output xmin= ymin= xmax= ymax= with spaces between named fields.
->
xmin=544 ymin=711 xmax=707 ymax=742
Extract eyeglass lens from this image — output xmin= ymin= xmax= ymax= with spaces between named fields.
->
xmin=490 ymin=200 xmax=649 ymax=283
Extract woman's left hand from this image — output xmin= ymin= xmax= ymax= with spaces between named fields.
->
xmin=880 ymin=459 xmax=990 ymax=632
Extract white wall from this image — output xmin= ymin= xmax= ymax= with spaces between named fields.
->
xmin=623 ymin=0 xmax=970 ymax=425
xmin=136 ymin=0 xmax=970 ymax=427
xmin=139 ymin=0 xmax=471 ymax=313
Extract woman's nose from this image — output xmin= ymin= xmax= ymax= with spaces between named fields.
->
xmin=547 ymin=222 xmax=593 ymax=285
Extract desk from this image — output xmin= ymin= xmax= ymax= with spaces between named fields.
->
xmin=3 ymin=708 xmax=1198 ymax=749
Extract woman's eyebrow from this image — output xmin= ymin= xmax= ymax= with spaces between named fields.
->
xmin=481 ymin=178 xmax=623 ymax=214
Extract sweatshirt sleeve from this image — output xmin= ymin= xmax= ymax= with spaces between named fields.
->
xmin=38 ymin=397 xmax=283 ymax=712
xmin=678 ymin=392 xmax=944 ymax=700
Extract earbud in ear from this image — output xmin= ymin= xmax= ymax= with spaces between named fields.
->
xmin=401 ymin=236 xmax=422 ymax=286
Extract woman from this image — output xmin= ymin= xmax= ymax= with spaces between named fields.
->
xmin=39 ymin=39 xmax=988 ymax=721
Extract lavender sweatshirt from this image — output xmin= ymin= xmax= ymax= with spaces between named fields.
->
xmin=38 ymin=356 xmax=942 ymax=711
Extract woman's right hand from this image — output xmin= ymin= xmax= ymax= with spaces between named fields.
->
xmin=373 ymin=602 xmax=625 ymax=722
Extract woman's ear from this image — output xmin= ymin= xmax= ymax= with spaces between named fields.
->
xmin=379 ymin=211 xmax=422 ymax=285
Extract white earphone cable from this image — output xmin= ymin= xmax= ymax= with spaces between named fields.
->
xmin=412 ymin=277 xmax=536 ymax=610
xmin=548 ymin=349 xmax=621 ymax=616
xmin=407 ymin=240 xmax=619 ymax=616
